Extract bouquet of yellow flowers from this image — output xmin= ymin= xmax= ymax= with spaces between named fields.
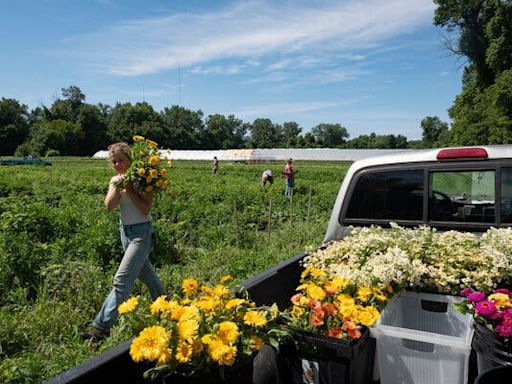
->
xmin=122 ymin=135 xmax=171 ymax=194
xmin=284 ymin=264 xmax=394 ymax=341
xmin=118 ymin=275 xmax=285 ymax=381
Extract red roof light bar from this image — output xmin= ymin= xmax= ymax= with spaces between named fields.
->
xmin=436 ymin=147 xmax=488 ymax=160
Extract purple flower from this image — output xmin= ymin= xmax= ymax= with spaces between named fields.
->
xmin=460 ymin=288 xmax=474 ymax=297
xmin=475 ymin=300 xmax=497 ymax=317
xmin=468 ymin=292 xmax=486 ymax=302
xmin=494 ymin=288 xmax=511 ymax=296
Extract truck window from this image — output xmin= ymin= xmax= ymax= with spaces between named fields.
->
xmin=345 ymin=170 xmax=423 ymax=220
xmin=430 ymin=170 xmax=495 ymax=223
xmin=502 ymin=168 xmax=512 ymax=223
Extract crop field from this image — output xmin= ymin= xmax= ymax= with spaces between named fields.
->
xmin=0 ymin=158 xmax=350 ymax=383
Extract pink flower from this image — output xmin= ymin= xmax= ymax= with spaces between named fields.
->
xmin=460 ymin=288 xmax=474 ymax=297
xmin=495 ymin=288 xmax=511 ymax=296
xmin=496 ymin=323 xmax=512 ymax=338
xmin=475 ymin=300 xmax=497 ymax=317
xmin=468 ymin=292 xmax=486 ymax=302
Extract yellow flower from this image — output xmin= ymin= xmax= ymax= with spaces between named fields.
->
xmin=133 ymin=135 xmax=145 ymax=142
xmin=137 ymin=167 xmax=146 ymax=176
xmin=356 ymin=306 xmax=380 ymax=327
xmin=225 ymin=298 xmax=246 ymax=310
xmin=155 ymin=179 xmax=163 ymax=188
xmin=161 ymin=179 xmax=169 ymax=189
xmin=213 ymin=284 xmax=230 ymax=298
xmin=306 ymin=284 xmax=326 ymax=301
xmin=178 ymin=305 xmax=200 ymax=321
xmin=129 ymin=325 xmax=170 ymax=363
xmin=220 ymin=275 xmax=233 ymax=283
xmin=489 ymin=293 xmax=512 ymax=310
xmin=244 ymin=311 xmax=268 ymax=327
xmin=217 ymin=321 xmax=239 ymax=344
xmin=178 ymin=319 xmax=199 ymax=342
xmin=160 ymin=168 xmax=167 ymax=177
xmin=150 ymin=295 xmax=172 ymax=315
xmin=310 ymin=267 xmax=326 ymax=278
xmin=182 ymin=278 xmax=199 ymax=297
xmin=119 ymin=296 xmax=139 ymax=314
xmin=149 ymin=155 xmax=161 ymax=166
xmin=175 ymin=342 xmax=193 ymax=363
xmin=145 ymin=185 xmax=153 ymax=193
xmin=336 ymin=293 xmax=355 ymax=307
xmin=157 ymin=348 xmax=173 ymax=365
xmin=148 ymin=140 xmax=158 ymax=149
xmin=149 ymin=169 xmax=158 ymax=178
xmin=356 ymin=287 xmax=373 ymax=303
xmin=291 ymin=305 xmax=304 ymax=320
xmin=250 ymin=335 xmax=265 ymax=350
xmin=195 ymin=297 xmax=219 ymax=314
xmin=207 ymin=339 xmax=237 ymax=366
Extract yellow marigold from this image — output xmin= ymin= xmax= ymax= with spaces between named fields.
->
xmin=175 ymin=342 xmax=193 ymax=363
xmin=244 ymin=310 xmax=268 ymax=327
xmin=169 ymin=302 xmax=185 ymax=321
xmin=489 ymin=293 xmax=512 ymax=310
xmin=145 ymin=185 xmax=153 ymax=193
xmin=310 ymin=267 xmax=326 ymax=278
xmin=226 ymin=298 xmax=246 ymax=310
xmin=129 ymin=325 xmax=170 ymax=363
xmin=137 ymin=167 xmax=146 ymax=176
xmin=133 ymin=135 xmax=145 ymax=142
xmin=157 ymin=348 xmax=173 ymax=366
xmin=213 ymin=284 xmax=230 ymax=298
xmin=119 ymin=296 xmax=139 ymax=315
xmin=178 ymin=319 xmax=199 ymax=342
xmin=324 ymin=276 xmax=349 ymax=293
xmin=178 ymin=305 xmax=200 ymax=321
xmin=149 ymin=155 xmax=161 ymax=166
xmin=356 ymin=306 xmax=380 ymax=327
xmin=306 ymin=284 xmax=326 ymax=301
xmin=155 ymin=179 xmax=163 ymax=188
xmin=148 ymin=140 xmax=158 ymax=149
xmin=250 ymin=335 xmax=265 ymax=350
xmin=217 ymin=321 xmax=239 ymax=344
xmin=336 ymin=294 xmax=355 ymax=307
xmin=356 ymin=287 xmax=373 ymax=303
xmin=207 ymin=339 xmax=237 ymax=366
xmin=161 ymin=179 xmax=169 ymax=189
xmin=160 ymin=168 xmax=167 ymax=177
xmin=291 ymin=305 xmax=304 ymax=320
xmin=150 ymin=295 xmax=172 ymax=315
xmin=220 ymin=275 xmax=233 ymax=283
xmin=301 ymin=265 xmax=313 ymax=279
xmin=270 ymin=303 xmax=279 ymax=320
xmin=182 ymin=278 xmax=199 ymax=297
xmin=146 ymin=175 xmax=153 ymax=184
xmin=195 ymin=297 xmax=219 ymax=314
xmin=149 ymin=169 xmax=158 ymax=178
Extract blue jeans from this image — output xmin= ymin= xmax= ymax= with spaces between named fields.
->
xmin=94 ymin=221 xmax=165 ymax=331
xmin=285 ymin=178 xmax=294 ymax=197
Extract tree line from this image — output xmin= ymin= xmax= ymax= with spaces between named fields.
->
xmin=2 ymin=1 xmax=511 ymax=157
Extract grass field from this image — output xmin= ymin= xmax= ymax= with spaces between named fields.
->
xmin=0 ymin=158 xmax=350 ymax=383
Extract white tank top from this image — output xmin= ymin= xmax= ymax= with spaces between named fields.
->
xmin=119 ymin=191 xmax=151 ymax=225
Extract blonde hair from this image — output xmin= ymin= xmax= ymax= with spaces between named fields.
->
xmin=108 ymin=142 xmax=131 ymax=160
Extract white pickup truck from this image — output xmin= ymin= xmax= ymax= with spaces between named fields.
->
xmin=48 ymin=145 xmax=512 ymax=384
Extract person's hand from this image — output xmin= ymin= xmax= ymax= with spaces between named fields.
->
xmin=110 ymin=175 xmax=125 ymax=189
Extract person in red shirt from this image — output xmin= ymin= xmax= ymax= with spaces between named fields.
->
xmin=282 ymin=158 xmax=296 ymax=196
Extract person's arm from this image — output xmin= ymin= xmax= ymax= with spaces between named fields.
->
xmin=124 ymin=182 xmax=153 ymax=215
xmin=104 ymin=175 xmax=122 ymax=211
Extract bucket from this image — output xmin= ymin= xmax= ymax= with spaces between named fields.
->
xmin=475 ymin=364 xmax=512 ymax=384
xmin=472 ymin=322 xmax=512 ymax=374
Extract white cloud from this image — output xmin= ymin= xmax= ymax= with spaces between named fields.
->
xmin=66 ymin=0 xmax=435 ymax=76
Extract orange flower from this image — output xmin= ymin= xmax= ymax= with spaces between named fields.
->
xmin=321 ymin=303 xmax=338 ymax=317
xmin=309 ymin=312 xmax=325 ymax=327
xmin=325 ymin=326 xmax=344 ymax=339
xmin=291 ymin=293 xmax=304 ymax=304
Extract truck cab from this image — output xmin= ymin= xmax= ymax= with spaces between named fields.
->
xmin=325 ymin=145 xmax=512 ymax=242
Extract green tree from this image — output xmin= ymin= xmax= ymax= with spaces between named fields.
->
xmin=203 ymin=114 xmax=246 ymax=149
xmin=20 ymin=119 xmax=83 ymax=156
xmin=108 ymin=102 xmax=164 ymax=144
xmin=249 ymin=118 xmax=282 ymax=148
xmin=311 ymin=123 xmax=348 ymax=147
xmin=160 ymin=105 xmax=204 ymax=149
xmin=421 ymin=116 xmax=450 ymax=147
xmin=282 ymin=121 xmax=302 ymax=147
xmin=0 ymin=98 xmax=29 ymax=155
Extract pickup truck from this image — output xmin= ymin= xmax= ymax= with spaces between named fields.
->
xmin=47 ymin=145 xmax=512 ymax=384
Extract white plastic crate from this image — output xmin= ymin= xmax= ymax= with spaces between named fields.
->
xmin=371 ymin=291 xmax=474 ymax=384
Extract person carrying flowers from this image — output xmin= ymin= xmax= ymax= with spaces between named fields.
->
xmin=81 ymin=136 xmax=171 ymax=343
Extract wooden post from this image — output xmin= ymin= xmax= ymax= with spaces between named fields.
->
xmin=267 ymin=197 xmax=272 ymax=239
xmin=233 ymin=200 xmax=239 ymax=246
xmin=307 ymin=186 xmax=312 ymax=222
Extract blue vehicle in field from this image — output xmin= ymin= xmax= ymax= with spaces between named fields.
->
xmin=0 ymin=155 xmax=52 ymax=166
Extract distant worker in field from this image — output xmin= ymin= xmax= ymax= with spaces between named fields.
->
xmin=282 ymin=158 xmax=297 ymax=197
xmin=81 ymin=142 xmax=165 ymax=343
xmin=261 ymin=169 xmax=273 ymax=187
xmin=212 ymin=156 xmax=219 ymax=174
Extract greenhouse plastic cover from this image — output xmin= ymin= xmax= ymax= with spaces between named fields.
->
xmin=92 ymin=148 xmax=411 ymax=161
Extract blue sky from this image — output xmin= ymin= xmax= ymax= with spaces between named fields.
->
xmin=0 ymin=0 xmax=464 ymax=140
